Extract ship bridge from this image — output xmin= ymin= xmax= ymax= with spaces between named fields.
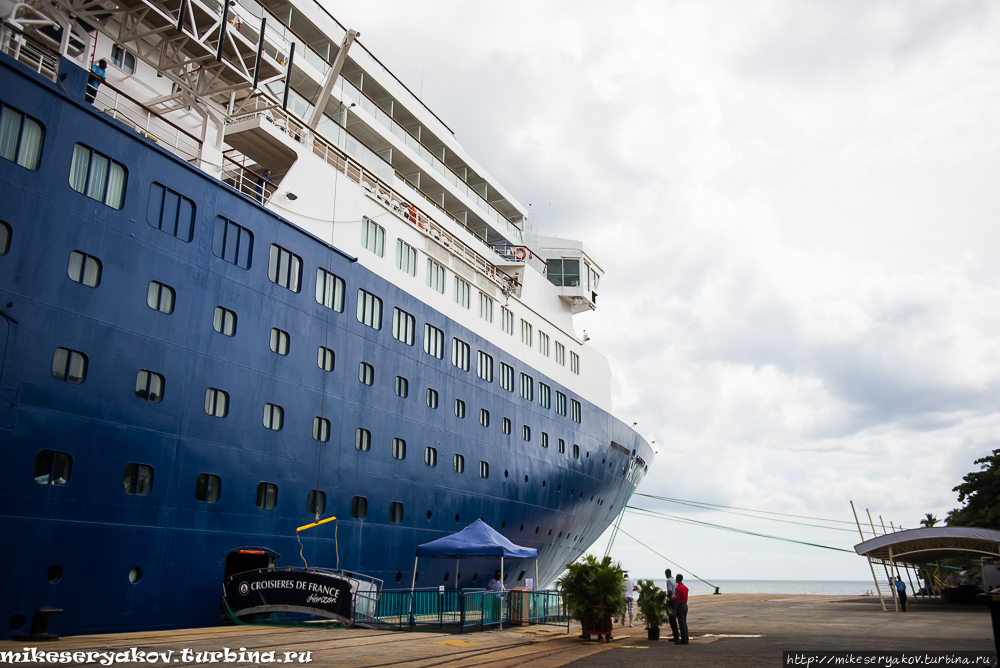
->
xmin=524 ymin=234 xmax=602 ymax=314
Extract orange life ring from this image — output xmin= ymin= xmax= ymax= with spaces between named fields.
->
xmin=514 ymin=247 xmax=526 ymax=261
xmin=408 ymin=205 xmax=417 ymax=223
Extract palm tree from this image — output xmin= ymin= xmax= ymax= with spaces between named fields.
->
xmin=919 ymin=513 xmax=939 ymax=528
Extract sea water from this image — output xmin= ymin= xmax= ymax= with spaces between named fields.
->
xmin=647 ymin=579 xmax=877 ymax=597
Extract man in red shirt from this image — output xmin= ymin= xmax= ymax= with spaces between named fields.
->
xmin=674 ymin=574 xmax=690 ymax=644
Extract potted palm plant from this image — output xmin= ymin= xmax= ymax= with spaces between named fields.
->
xmin=636 ymin=579 xmax=669 ymax=640
xmin=556 ymin=555 xmax=626 ymax=641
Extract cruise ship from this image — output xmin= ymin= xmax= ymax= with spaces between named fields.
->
xmin=0 ymin=0 xmax=653 ymax=637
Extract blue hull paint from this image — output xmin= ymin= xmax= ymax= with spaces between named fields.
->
xmin=0 ymin=54 xmax=652 ymax=637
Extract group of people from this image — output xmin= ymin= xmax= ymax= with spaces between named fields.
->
xmin=622 ymin=569 xmax=690 ymax=644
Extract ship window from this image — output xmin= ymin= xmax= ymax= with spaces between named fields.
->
xmin=395 ymin=238 xmax=416 ymax=276
xmin=423 ymin=323 xmax=444 ymax=359
xmin=426 ymin=388 xmax=438 ymax=409
xmin=69 ymin=144 xmax=127 ymax=209
xmin=355 ymin=428 xmax=371 ymax=451
xmin=263 ymin=403 xmax=283 ymax=430
xmin=204 ymin=388 xmax=229 ymax=417
xmin=146 ymin=281 xmax=175 ymax=314
xmin=318 ymin=346 xmax=335 ymax=371
xmin=571 ymin=399 xmax=582 ymax=423
xmin=573 ymin=444 xmax=580 ymax=459
xmin=479 ymin=461 xmax=489 ymax=479
xmin=454 ymin=276 xmax=471 ymax=309
xmin=453 ymin=454 xmax=464 ymax=474
xmin=502 ymin=418 xmax=511 ymax=435
xmin=268 ymin=244 xmax=301 ymax=292
xmin=110 ymin=43 xmax=136 ymax=74
xmin=392 ymin=308 xmax=415 ymax=345
xmin=212 ymin=217 xmax=253 ymax=269
xmin=269 ymin=328 xmax=290 ymax=355
xmin=67 ymin=251 xmax=102 ymax=288
xmin=555 ymin=342 xmax=566 ymax=366
xmin=424 ymin=446 xmax=437 ymax=467
xmin=539 ymin=332 xmax=551 ymax=357
xmin=315 ymin=268 xmax=345 ymax=311
xmin=213 ymin=306 xmax=237 ymax=336
xmin=361 ymin=217 xmax=385 ymax=257
xmin=389 ymin=501 xmax=404 ymax=523
xmin=351 ymin=496 xmax=368 ymax=519
xmin=522 ymin=425 xmax=531 ymax=442
xmin=307 ymin=490 xmax=326 ymax=515
xmin=146 ymin=183 xmax=194 ymax=242
xmin=477 ymin=351 xmax=493 ymax=382
xmin=480 ymin=409 xmax=490 ymax=427
xmin=395 ymin=376 xmax=409 ymax=398
xmin=359 ymin=362 xmax=374 ymax=386
xmin=479 ymin=293 xmax=494 ymax=323
xmin=500 ymin=306 xmax=514 ymax=336
xmin=0 ymin=220 xmax=9 ymax=254
xmin=545 ymin=259 xmax=579 ymax=287
xmin=426 ymin=258 xmax=446 ymax=293
xmin=0 ymin=102 xmax=44 ymax=170
xmin=558 ymin=439 xmax=566 ymax=454
xmin=520 ymin=320 xmax=532 ymax=347
xmin=452 ymin=338 xmax=470 ymax=371
xmin=135 ymin=369 xmax=164 ymax=402
xmin=454 ymin=399 xmax=465 ymax=419
xmin=541 ymin=432 xmax=549 ymax=448
xmin=392 ymin=438 xmax=406 ymax=460
xmin=34 ymin=450 xmax=72 ymax=486
xmin=122 ymin=463 xmax=153 ymax=495
xmin=195 ymin=473 xmax=222 ymax=503
xmin=356 ymin=289 xmax=382 ymax=330
xmin=556 ymin=391 xmax=567 ymax=416
xmin=539 ymin=383 xmax=551 ymax=409
xmin=499 ymin=362 xmax=514 ymax=392
xmin=256 ymin=482 xmax=278 ymax=510
xmin=520 ymin=373 xmax=533 ymax=401
xmin=51 ymin=347 xmax=88 ymax=384
xmin=571 ymin=351 xmax=580 ymax=375
xmin=313 ymin=417 xmax=330 ymax=442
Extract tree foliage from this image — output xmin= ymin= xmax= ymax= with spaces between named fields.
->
xmin=555 ymin=555 xmax=626 ymax=624
xmin=919 ymin=513 xmax=939 ymax=528
xmin=946 ymin=449 xmax=1000 ymax=530
xmin=636 ymin=579 xmax=669 ymax=629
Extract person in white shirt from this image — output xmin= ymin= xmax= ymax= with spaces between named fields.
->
xmin=487 ymin=570 xmax=504 ymax=592
xmin=664 ymin=568 xmax=679 ymax=642
xmin=623 ymin=572 xmax=637 ymax=627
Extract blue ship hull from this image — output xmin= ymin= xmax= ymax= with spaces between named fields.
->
xmin=0 ymin=54 xmax=651 ymax=637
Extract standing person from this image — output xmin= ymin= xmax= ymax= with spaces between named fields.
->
xmin=675 ymin=574 xmax=689 ymax=645
xmin=894 ymin=577 xmax=907 ymax=612
xmin=487 ymin=570 xmax=504 ymax=592
xmin=86 ymin=59 xmax=107 ymax=104
xmin=665 ymin=568 xmax=680 ymax=642
xmin=256 ymin=169 xmax=274 ymax=203
xmin=622 ymin=571 xmax=637 ymax=627
xmin=486 ymin=569 xmax=504 ymax=625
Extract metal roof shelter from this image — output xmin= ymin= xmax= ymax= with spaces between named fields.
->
xmin=854 ymin=527 xmax=1000 ymax=611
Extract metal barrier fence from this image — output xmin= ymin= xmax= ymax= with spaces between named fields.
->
xmin=353 ymin=588 xmax=568 ymax=634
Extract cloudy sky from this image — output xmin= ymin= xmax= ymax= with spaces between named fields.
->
xmin=327 ymin=0 xmax=1000 ymax=581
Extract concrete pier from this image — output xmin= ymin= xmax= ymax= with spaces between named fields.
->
xmin=1 ymin=594 xmax=992 ymax=667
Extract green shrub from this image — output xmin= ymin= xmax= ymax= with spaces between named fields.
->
xmin=556 ymin=555 xmax=626 ymax=625
xmin=636 ymin=579 xmax=669 ymax=629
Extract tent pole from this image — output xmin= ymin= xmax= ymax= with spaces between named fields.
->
xmin=535 ymin=560 xmax=538 ymax=590
xmin=501 ymin=556 xmax=504 ymax=588
xmin=456 ymin=558 xmax=459 ymax=590
xmin=410 ymin=556 xmax=418 ymax=628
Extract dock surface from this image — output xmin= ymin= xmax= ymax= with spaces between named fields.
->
xmin=2 ymin=594 xmax=992 ymax=667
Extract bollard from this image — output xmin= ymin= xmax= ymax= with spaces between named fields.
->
xmin=714 ymin=587 xmax=721 ymax=595
xmin=15 ymin=607 xmax=63 ymax=641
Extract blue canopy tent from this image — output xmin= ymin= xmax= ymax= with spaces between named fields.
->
xmin=412 ymin=519 xmax=539 ymax=593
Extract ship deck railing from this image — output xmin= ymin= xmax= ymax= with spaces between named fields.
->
xmin=353 ymin=588 xmax=569 ymax=634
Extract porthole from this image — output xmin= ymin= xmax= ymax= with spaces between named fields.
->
xmin=570 ymin=488 xmax=574 ymax=495
xmin=443 ymin=572 xmax=450 ymax=582
xmin=548 ymin=529 xmax=552 ymax=536
xmin=542 ymin=480 xmax=546 ymax=487
xmin=558 ymin=484 xmax=562 ymax=491
xmin=535 ymin=527 xmax=539 ymax=534
xmin=602 ymin=458 xmax=605 ymax=464
xmin=524 ymin=475 xmax=528 ymax=483
xmin=9 ymin=614 xmax=26 ymax=632
xmin=519 ymin=524 xmax=524 ymax=531
xmin=504 ymin=470 xmax=509 ymax=478
xmin=455 ymin=513 xmax=460 ymax=523
xmin=128 ymin=567 xmax=143 ymax=584
xmin=426 ymin=510 xmax=432 ymax=520
xmin=46 ymin=565 xmax=62 ymax=583
xmin=472 ymin=573 xmax=478 ymax=583
xmin=501 ymin=521 xmax=506 ymax=528
xmin=591 ymin=496 xmax=594 ymax=501
xmin=396 ymin=572 xmax=402 ymax=582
